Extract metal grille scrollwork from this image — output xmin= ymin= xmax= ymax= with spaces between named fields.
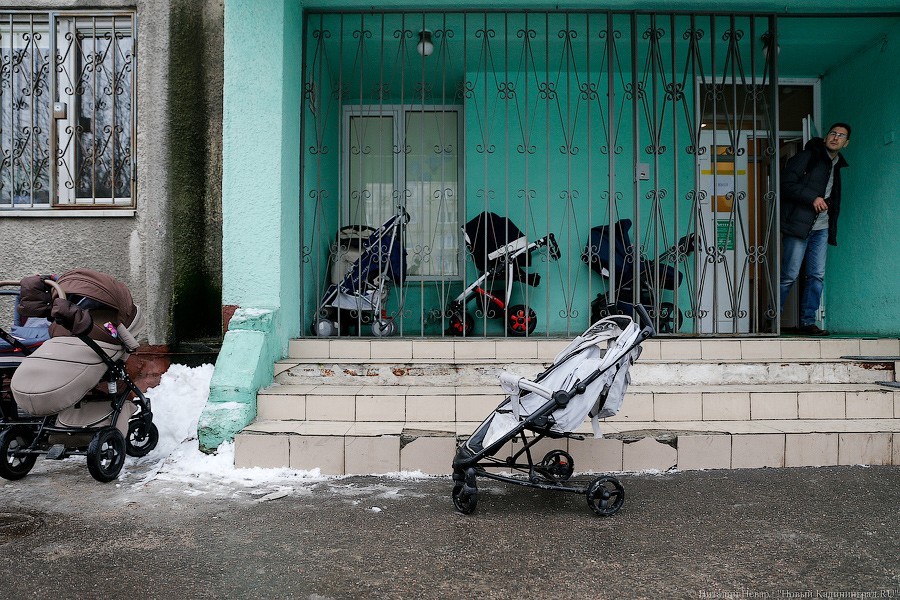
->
xmin=0 ymin=11 xmax=135 ymax=209
xmin=301 ymin=10 xmax=780 ymax=338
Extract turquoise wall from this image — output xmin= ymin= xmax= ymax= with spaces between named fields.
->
xmin=298 ymin=10 xmax=788 ymax=336
xmin=302 ymin=0 xmax=896 ymax=11
xmin=201 ymin=0 xmax=303 ymax=450
xmin=221 ymin=0 xmax=302 ymax=339
xmin=822 ymin=27 xmax=900 ymax=336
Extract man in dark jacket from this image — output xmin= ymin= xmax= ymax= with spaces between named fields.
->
xmin=779 ymin=122 xmax=851 ymax=336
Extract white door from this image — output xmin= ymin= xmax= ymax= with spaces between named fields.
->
xmin=697 ymin=130 xmax=751 ymax=334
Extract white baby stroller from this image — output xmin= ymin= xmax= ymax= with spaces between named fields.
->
xmin=451 ymin=305 xmax=654 ymax=516
xmin=313 ymin=207 xmax=409 ymax=337
xmin=2 ymin=269 xmax=157 ymax=483
xmin=446 ymin=211 xmax=560 ymax=336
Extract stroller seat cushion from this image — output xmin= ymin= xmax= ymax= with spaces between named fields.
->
xmin=0 ymin=318 xmax=50 ymax=355
xmin=10 ymin=337 xmax=126 ymax=416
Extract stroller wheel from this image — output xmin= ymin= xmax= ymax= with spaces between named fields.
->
xmin=86 ymin=427 xmax=126 ymax=483
xmin=447 ymin=312 xmax=474 ymax=337
xmin=371 ymin=319 xmax=396 ymax=337
xmin=126 ymin=420 xmax=159 ymax=457
xmin=585 ymin=476 xmax=625 ymax=517
xmin=451 ymin=482 xmax=478 ymax=515
xmin=654 ymin=302 xmax=683 ymax=334
xmin=0 ymin=426 xmax=37 ymax=481
xmin=506 ymin=305 xmax=537 ymax=336
xmin=313 ymin=317 xmax=338 ymax=337
xmin=539 ymin=449 xmax=575 ymax=482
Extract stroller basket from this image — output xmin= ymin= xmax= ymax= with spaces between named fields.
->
xmin=451 ymin=305 xmax=655 ymax=517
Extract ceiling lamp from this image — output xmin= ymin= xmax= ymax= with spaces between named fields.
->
xmin=417 ymin=30 xmax=433 ymax=57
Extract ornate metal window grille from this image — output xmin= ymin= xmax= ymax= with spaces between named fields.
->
xmin=0 ymin=11 xmax=136 ymax=210
xmin=302 ymin=11 xmax=781 ymax=338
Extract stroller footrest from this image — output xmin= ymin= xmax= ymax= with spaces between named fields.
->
xmin=46 ymin=444 xmax=68 ymax=460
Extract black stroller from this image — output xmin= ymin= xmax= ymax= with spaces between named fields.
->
xmin=1 ymin=269 xmax=158 ymax=483
xmin=313 ymin=207 xmax=409 ymax=337
xmin=582 ymin=219 xmax=696 ymax=333
xmin=452 ymin=305 xmax=654 ymax=516
xmin=445 ymin=211 xmax=560 ymax=336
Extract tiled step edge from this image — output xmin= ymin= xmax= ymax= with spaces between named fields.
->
xmin=274 ymin=361 xmax=895 ymax=388
xmin=256 ymin=384 xmax=900 ymax=423
xmin=234 ymin=420 xmax=900 ymax=474
xmin=286 ymin=338 xmax=900 ymax=363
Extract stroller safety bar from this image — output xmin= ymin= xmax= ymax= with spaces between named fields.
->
xmin=498 ymin=372 xmax=553 ymax=400
xmin=487 ymin=236 xmax=529 ymax=261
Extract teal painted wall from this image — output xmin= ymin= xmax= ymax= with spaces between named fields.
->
xmin=822 ymin=27 xmax=900 ymax=336
xmin=222 ymin=0 xmax=302 ymax=343
xmin=298 ymin=11 xmax=788 ymax=336
xmin=302 ymin=0 xmax=897 ymax=11
xmin=461 ymin=55 xmax=706 ymax=336
xmin=203 ymin=0 xmax=303 ymax=450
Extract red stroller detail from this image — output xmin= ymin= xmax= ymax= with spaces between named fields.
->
xmin=446 ymin=212 xmax=560 ymax=337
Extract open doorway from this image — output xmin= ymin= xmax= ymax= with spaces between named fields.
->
xmin=696 ymin=81 xmax=818 ymax=334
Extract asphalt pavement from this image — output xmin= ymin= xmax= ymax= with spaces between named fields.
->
xmin=0 ymin=458 xmax=898 ymax=599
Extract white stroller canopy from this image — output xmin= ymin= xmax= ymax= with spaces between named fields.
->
xmin=481 ymin=316 xmax=643 ymax=449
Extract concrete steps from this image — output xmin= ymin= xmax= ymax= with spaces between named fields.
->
xmin=234 ymin=337 xmax=900 ymax=474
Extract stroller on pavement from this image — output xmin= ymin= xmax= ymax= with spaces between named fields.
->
xmin=446 ymin=211 xmax=560 ymax=336
xmin=582 ymin=218 xmax=696 ymax=333
xmin=452 ymin=305 xmax=654 ymax=517
xmin=2 ymin=269 xmax=157 ymax=483
xmin=313 ymin=207 xmax=409 ymax=337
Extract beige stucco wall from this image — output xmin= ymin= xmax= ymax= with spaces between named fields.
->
xmin=0 ymin=0 xmax=224 ymax=346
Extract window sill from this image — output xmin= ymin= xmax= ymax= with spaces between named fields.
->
xmin=0 ymin=209 xmax=136 ymax=218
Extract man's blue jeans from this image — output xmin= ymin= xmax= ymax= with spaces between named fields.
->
xmin=780 ymin=228 xmax=828 ymax=326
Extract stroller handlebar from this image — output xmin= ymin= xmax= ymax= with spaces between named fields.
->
xmin=631 ymin=303 xmax=656 ymax=339
xmin=43 ymin=278 xmax=66 ymax=300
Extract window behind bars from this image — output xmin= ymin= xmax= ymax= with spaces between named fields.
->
xmin=0 ymin=11 xmax=135 ymax=210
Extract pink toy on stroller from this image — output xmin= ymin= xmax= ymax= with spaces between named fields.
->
xmin=1 ymin=269 xmax=157 ymax=482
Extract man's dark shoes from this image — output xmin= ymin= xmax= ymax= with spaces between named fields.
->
xmin=798 ymin=323 xmax=829 ymax=336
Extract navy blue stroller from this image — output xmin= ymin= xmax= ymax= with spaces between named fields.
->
xmin=313 ymin=207 xmax=409 ymax=337
xmin=582 ymin=219 xmax=696 ymax=333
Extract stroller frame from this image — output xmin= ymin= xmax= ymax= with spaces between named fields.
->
xmin=446 ymin=230 xmax=560 ymax=337
xmin=584 ymin=218 xmax=696 ymax=334
xmin=0 ymin=278 xmax=157 ymax=483
xmin=314 ymin=206 xmax=409 ymax=337
xmin=451 ymin=305 xmax=654 ymax=517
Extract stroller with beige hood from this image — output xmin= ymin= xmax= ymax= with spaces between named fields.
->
xmin=1 ymin=269 xmax=157 ymax=482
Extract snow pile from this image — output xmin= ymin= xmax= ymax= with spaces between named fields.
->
xmin=132 ymin=363 xmax=327 ymax=488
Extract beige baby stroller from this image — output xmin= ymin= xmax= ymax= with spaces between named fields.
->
xmin=1 ymin=269 xmax=157 ymax=482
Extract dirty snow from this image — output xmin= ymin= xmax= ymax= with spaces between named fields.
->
xmin=123 ymin=363 xmax=438 ymax=501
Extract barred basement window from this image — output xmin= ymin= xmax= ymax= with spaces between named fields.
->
xmin=0 ymin=11 xmax=135 ymax=211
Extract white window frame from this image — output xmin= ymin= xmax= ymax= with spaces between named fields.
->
xmin=0 ymin=10 xmax=136 ymax=216
xmin=341 ymin=104 xmax=465 ymax=281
